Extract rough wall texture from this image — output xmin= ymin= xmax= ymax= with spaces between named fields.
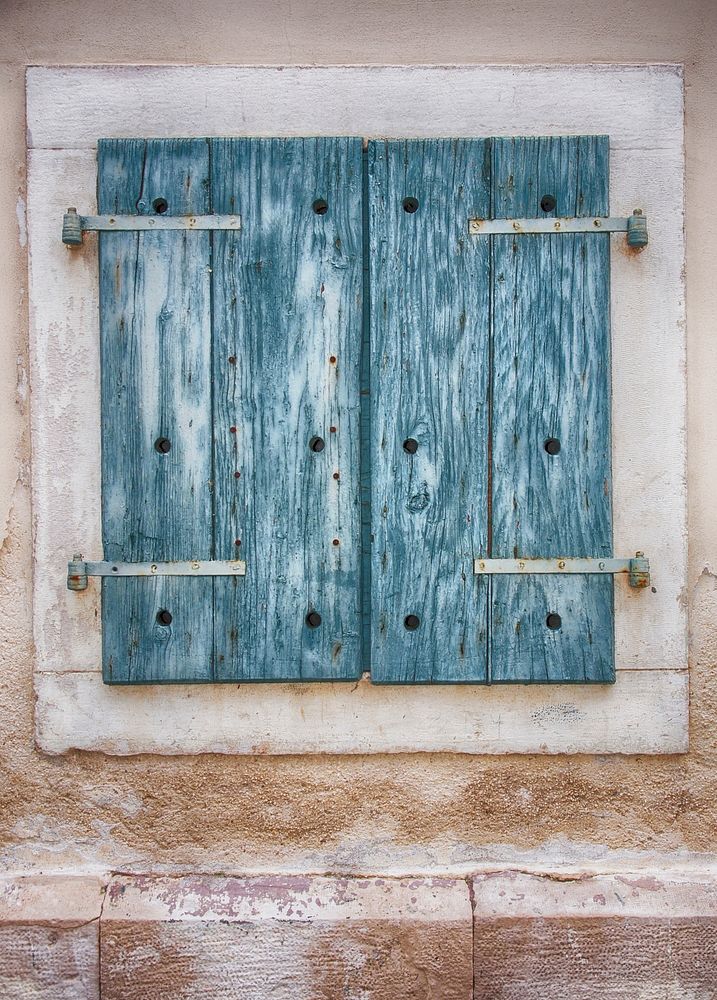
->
xmin=1 ymin=0 xmax=717 ymax=879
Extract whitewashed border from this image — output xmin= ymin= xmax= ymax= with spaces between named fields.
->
xmin=27 ymin=65 xmax=687 ymax=755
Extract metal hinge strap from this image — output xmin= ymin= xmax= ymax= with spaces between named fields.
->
xmin=62 ymin=208 xmax=242 ymax=246
xmin=67 ymin=556 xmax=246 ymax=591
xmin=473 ymin=553 xmax=650 ymax=589
xmin=468 ymin=210 xmax=648 ymax=248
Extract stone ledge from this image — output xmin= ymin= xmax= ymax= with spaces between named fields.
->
xmin=472 ymin=872 xmax=717 ymax=1000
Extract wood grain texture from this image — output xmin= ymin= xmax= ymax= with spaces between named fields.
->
xmin=368 ymin=140 xmax=490 ymax=683
xmin=211 ymin=138 xmax=363 ymax=680
xmin=98 ymin=139 xmax=215 ymax=682
xmin=490 ymin=136 xmax=614 ymax=683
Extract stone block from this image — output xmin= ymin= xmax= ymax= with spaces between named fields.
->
xmin=472 ymin=871 xmax=717 ymax=999
xmin=100 ymin=874 xmax=473 ymax=999
xmin=0 ymin=875 xmax=103 ymax=999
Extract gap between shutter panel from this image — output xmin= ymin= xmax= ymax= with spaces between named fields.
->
xmin=489 ymin=136 xmax=614 ymax=683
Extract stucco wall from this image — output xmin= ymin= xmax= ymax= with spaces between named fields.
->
xmin=1 ymin=0 xmax=716 ymax=877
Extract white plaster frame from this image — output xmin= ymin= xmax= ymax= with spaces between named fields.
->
xmin=27 ymin=65 xmax=687 ymax=755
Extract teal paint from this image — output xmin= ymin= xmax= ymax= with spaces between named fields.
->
xmin=367 ymin=140 xmax=491 ymax=683
xmin=97 ymin=135 xmax=614 ymax=686
xmin=489 ymin=136 xmax=614 ymax=683
xmin=99 ymin=139 xmax=215 ymax=682
xmin=210 ymin=138 xmax=364 ymax=680
xmin=360 ymin=144 xmax=372 ymax=672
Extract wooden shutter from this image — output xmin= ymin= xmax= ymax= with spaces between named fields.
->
xmin=97 ymin=134 xmax=612 ymax=685
xmin=99 ymin=139 xmax=214 ymax=682
xmin=489 ymin=136 xmax=613 ymax=683
xmin=368 ymin=140 xmax=491 ymax=683
xmin=99 ymin=137 xmax=363 ymax=683
xmin=367 ymin=135 xmax=613 ymax=684
xmin=211 ymin=138 xmax=364 ymax=680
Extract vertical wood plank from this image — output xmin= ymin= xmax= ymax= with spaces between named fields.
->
xmin=211 ymin=138 xmax=363 ymax=680
xmin=99 ymin=138 xmax=214 ymax=683
xmin=490 ymin=136 xmax=614 ymax=683
xmin=368 ymin=140 xmax=491 ymax=683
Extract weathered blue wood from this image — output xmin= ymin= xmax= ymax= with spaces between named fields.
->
xmin=211 ymin=138 xmax=364 ymax=680
xmin=489 ymin=136 xmax=614 ymax=683
xmin=99 ymin=139 xmax=215 ymax=683
xmin=368 ymin=140 xmax=491 ymax=683
xmin=360 ymin=145 xmax=372 ymax=671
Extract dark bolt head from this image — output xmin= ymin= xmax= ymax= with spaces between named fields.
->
xmin=403 ymin=197 xmax=419 ymax=214
xmin=544 ymin=437 xmax=561 ymax=456
xmin=404 ymin=614 xmax=421 ymax=631
xmin=152 ymin=197 xmax=169 ymax=214
xmin=312 ymin=198 xmax=328 ymax=215
xmin=540 ymin=194 xmax=557 ymax=213
xmin=156 ymin=609 xmax=173 ymax=626
xmin=546 ymin=612 xmax=562 ymax=630
xmin=306 ymin=610 xmax=322 ymax=628
xmin=403 ymin=438 xmax=419 ymax=455
xmin=309 ymin=436 xmax=325 ymax=453
xmin=154 ymin=437 xmax=171 ymax=454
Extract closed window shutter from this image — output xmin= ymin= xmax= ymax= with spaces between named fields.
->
xmin=98 ymin=137 xmax=363 ymax=683
xmin=489 ymin=136 xmax=613 ymax=683
xmin=96 ymin=134 xmax=613 ymax=685
xmin=367 ymin=135 xmax=613 ymax=684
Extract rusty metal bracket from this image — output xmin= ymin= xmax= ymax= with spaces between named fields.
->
xmin=62 ymin=208 xmax=242 ymax=246
xmin=67 ymin=555 xmax=247 ymax=591
xmin=473 ymin=553 xmax=650 ymax=589
xmin=468 ymin=210 xmax=648 ymax=248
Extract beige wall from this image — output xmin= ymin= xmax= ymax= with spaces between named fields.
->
xmin=1 ymin=0 xmax=716 ymax=875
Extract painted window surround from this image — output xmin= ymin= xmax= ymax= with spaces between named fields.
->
xmin=27 ymin=64 xmax=687 ymax=755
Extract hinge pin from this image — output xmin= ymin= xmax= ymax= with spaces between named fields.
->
xmin=626 ymin=209 xmax=649 ymax=249
xmin=628 ymin=551 xmax=651 ymax=588
xmin=67 ymin=553 xmax=88 ymax=591
xmin=62 ymin=208 xmax=84 ymax=247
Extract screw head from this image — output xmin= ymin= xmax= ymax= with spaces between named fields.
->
xmin=305 ymin=610 xmax=322 ymax=628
